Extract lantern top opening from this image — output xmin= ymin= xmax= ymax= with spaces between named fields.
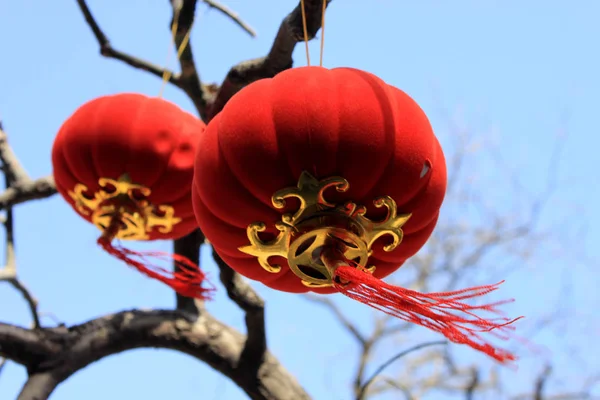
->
xmin=238 ymin=171 xmax=413 ymax=288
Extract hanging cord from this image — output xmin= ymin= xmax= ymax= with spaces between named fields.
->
xmin=319 ymin=0 xmax=327 ymax=66
xmin=300 ymin=0 xmax=311 ymax=66
xmin=299 ymin=0 xmax=327 ymax=67
xmin=158 ymin=4 xmax=193 ymax=97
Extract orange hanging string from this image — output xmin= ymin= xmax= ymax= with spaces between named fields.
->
xmin=319 ymin=0 xmax=327 ymax=67
xmin=299 ymin=0 xmax=311 ymax=66
xmin=322 ymin=248 xmax=523 ymax=364
xmin=158 ymin=4 xmax=194 ymax=97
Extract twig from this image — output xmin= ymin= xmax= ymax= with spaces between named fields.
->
xmin=76 ymin=0 xmax=182 ymax=87
xmin=534 ymin=365 xmax=552 ymax=400
xmin=465 ymin=368 xmax=480 ymax=400
xmin=0 ymin=124 xmax=56 ymax=211
xmin=38 ymin=312 xmax=65 ymax=328
xmin=201 ymin=0 xmax=256 ymax=37
xmin=303 ymin=295 xmax=411 ymax=399
xmin=168 ymin=0 xmax=209 ymax=119
xmin=379 ymin=378 xmax=414 ymax=400
xmin=213 ymin=249 xmax=266 ymax=372
xmin=303 ymin=294 xmax=367 ymax=345
xmin=207 ymin=0 xmax=331 ymax=119
xmin=356 ymin=341 xmax=447 ymax=400
xmin=0 ymin=357 xmax=7 ymax=379
xmin=7 ymin=279 xmax=40 ymax=329
xmin=0 ymin=123 xmax=41 ymax=329
xmin=0 ymin=122 xmax=30 ymax=184
xmin=303 ymin=295 xmax=397 ymax=398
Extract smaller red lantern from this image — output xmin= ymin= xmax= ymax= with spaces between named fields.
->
xmin=193 ymin=66 xmax=522 ymax=362
xmin=52 ymin=93 xmax=212 ymax=299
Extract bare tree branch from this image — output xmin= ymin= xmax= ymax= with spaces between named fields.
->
xmin=303 ymin=294 xmax=367 ymax=345
xmin=465 ymin=368 xmax=479 ymax=400
xmin=0 ymin=123 xmax=41 ymax=329
xmin=356 ymin=341 xmax=447 ymax=400
xmin=207 ymin=0 xmax=332 ymax=119
xmin=0 ymin=357 xmax=7 ymax=378
xmin=168 ymin=0 xmax=210 ymax=119
xmin=0 ymin=310 xmax=311 ymax=400
xmin=0 ymin=123 xmax=29 ymax=184
xmin=213 ymin=249 xmax=267 ymax=374
xmin=18 ymin=373 xmax=58 ymax=400
xmin=173 ymin=229 xmax=206 ymax=315
xmin=76 ymin=0 xmax=217 ymax=119
xmin=534 ymin=365 xmax=553 ymax=400
xmin=302 ymin=294 xmax=420 ymax=400
xmin=0 ymin=206 xmax=40 ymax=329
xmin=0 ymin=324 xmax=59 ymax=365
xmin=76 ymin=0 xmax=182 ymax=86
xmin=510 ymin=367 xmax=599 ymax=400
xmin=0 ymin=175 xmax=56 ymax=211
xmin=370 ymin=378 xmax=414 ymax=400
xmin=0 ymin=123 xmax=56 ymax=211
xmin=201 ymin=0 xmax=256 ymax=37
xmin=353 ymin=320 xmax=388 ymax=400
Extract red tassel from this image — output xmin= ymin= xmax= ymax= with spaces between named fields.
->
xmin=323 ymin=250 xmax=523 ymax=363
xmin=97 ymin=216 xmax=214 ymax=300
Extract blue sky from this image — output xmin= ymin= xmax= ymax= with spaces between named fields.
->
xmin=0 ymin=1 xmax=598 ymax=399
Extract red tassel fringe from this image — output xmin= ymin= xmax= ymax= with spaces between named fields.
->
xmin=333 ymin=264 xmax=523 ymax=363
xmin=97 ymin=216 xmax=213 ymax=300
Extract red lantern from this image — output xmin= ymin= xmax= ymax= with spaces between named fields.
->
xmin=52 ymin=93 xmax=212 ymax=299
xmin=193 ymin=66 xmax=522 ymax=362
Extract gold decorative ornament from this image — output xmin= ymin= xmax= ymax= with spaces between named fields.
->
xmin=68 ymin=174 xmax=181 ymax=240
xmin=238 ymin=171 xmax=412 ymax=288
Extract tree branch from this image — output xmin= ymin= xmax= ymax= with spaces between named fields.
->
xmin=0 ymin=123 xmax=56 ymax=211
xmin=76 ymin=0 xmax=182 ymax=87
xmin=0 ymin=357 xmax=7 ymax=379
xmin=173 ymin=229 xmax=206 ymax=315
xmin=0 ymin=309 xmax=310 ymax=400
xmin=18 ymin=373 xmax=58 ymax=400
xmin=168 ymin=0 xmax=210 ymax=119
xmin=534 ymin=365 xmax=552 ymax=400
xmin=201 ymin=0 xmax=256 ymax=37
xmin=356 ymin=341 xmax=447 ymax=400
xmin=0 ymin=205 xmax=41 ymax=329
xmin=0 ymin=123 xmax=42 ymax=329
xmin=465 ymin=368 xmax=479 ymax=400
xmin=213 ymin=249 xmax=266 ymax=374
xmin=0 ymin=123 xmax=29 ymax=185
xmin=0 ymin=175 xmax=56 ymax=211
xmin=303 ymin=294 xmax=367 ymax=345
xmin=207 ymin=0 xmax=331 ymax=119
xmin=0 ymin=324 xmax=59 ymax=366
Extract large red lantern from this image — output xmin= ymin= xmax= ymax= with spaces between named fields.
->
xmin=52 ymin=93 xmax=212 ymax=299
xmin=193 ymin=67 xmax=521 ymax=362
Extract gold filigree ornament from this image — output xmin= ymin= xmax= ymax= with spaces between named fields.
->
xmin=238 ymin=171 xmax=413 ymax=288
xmin=68 ymin=174 xmax=181 ymax=240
